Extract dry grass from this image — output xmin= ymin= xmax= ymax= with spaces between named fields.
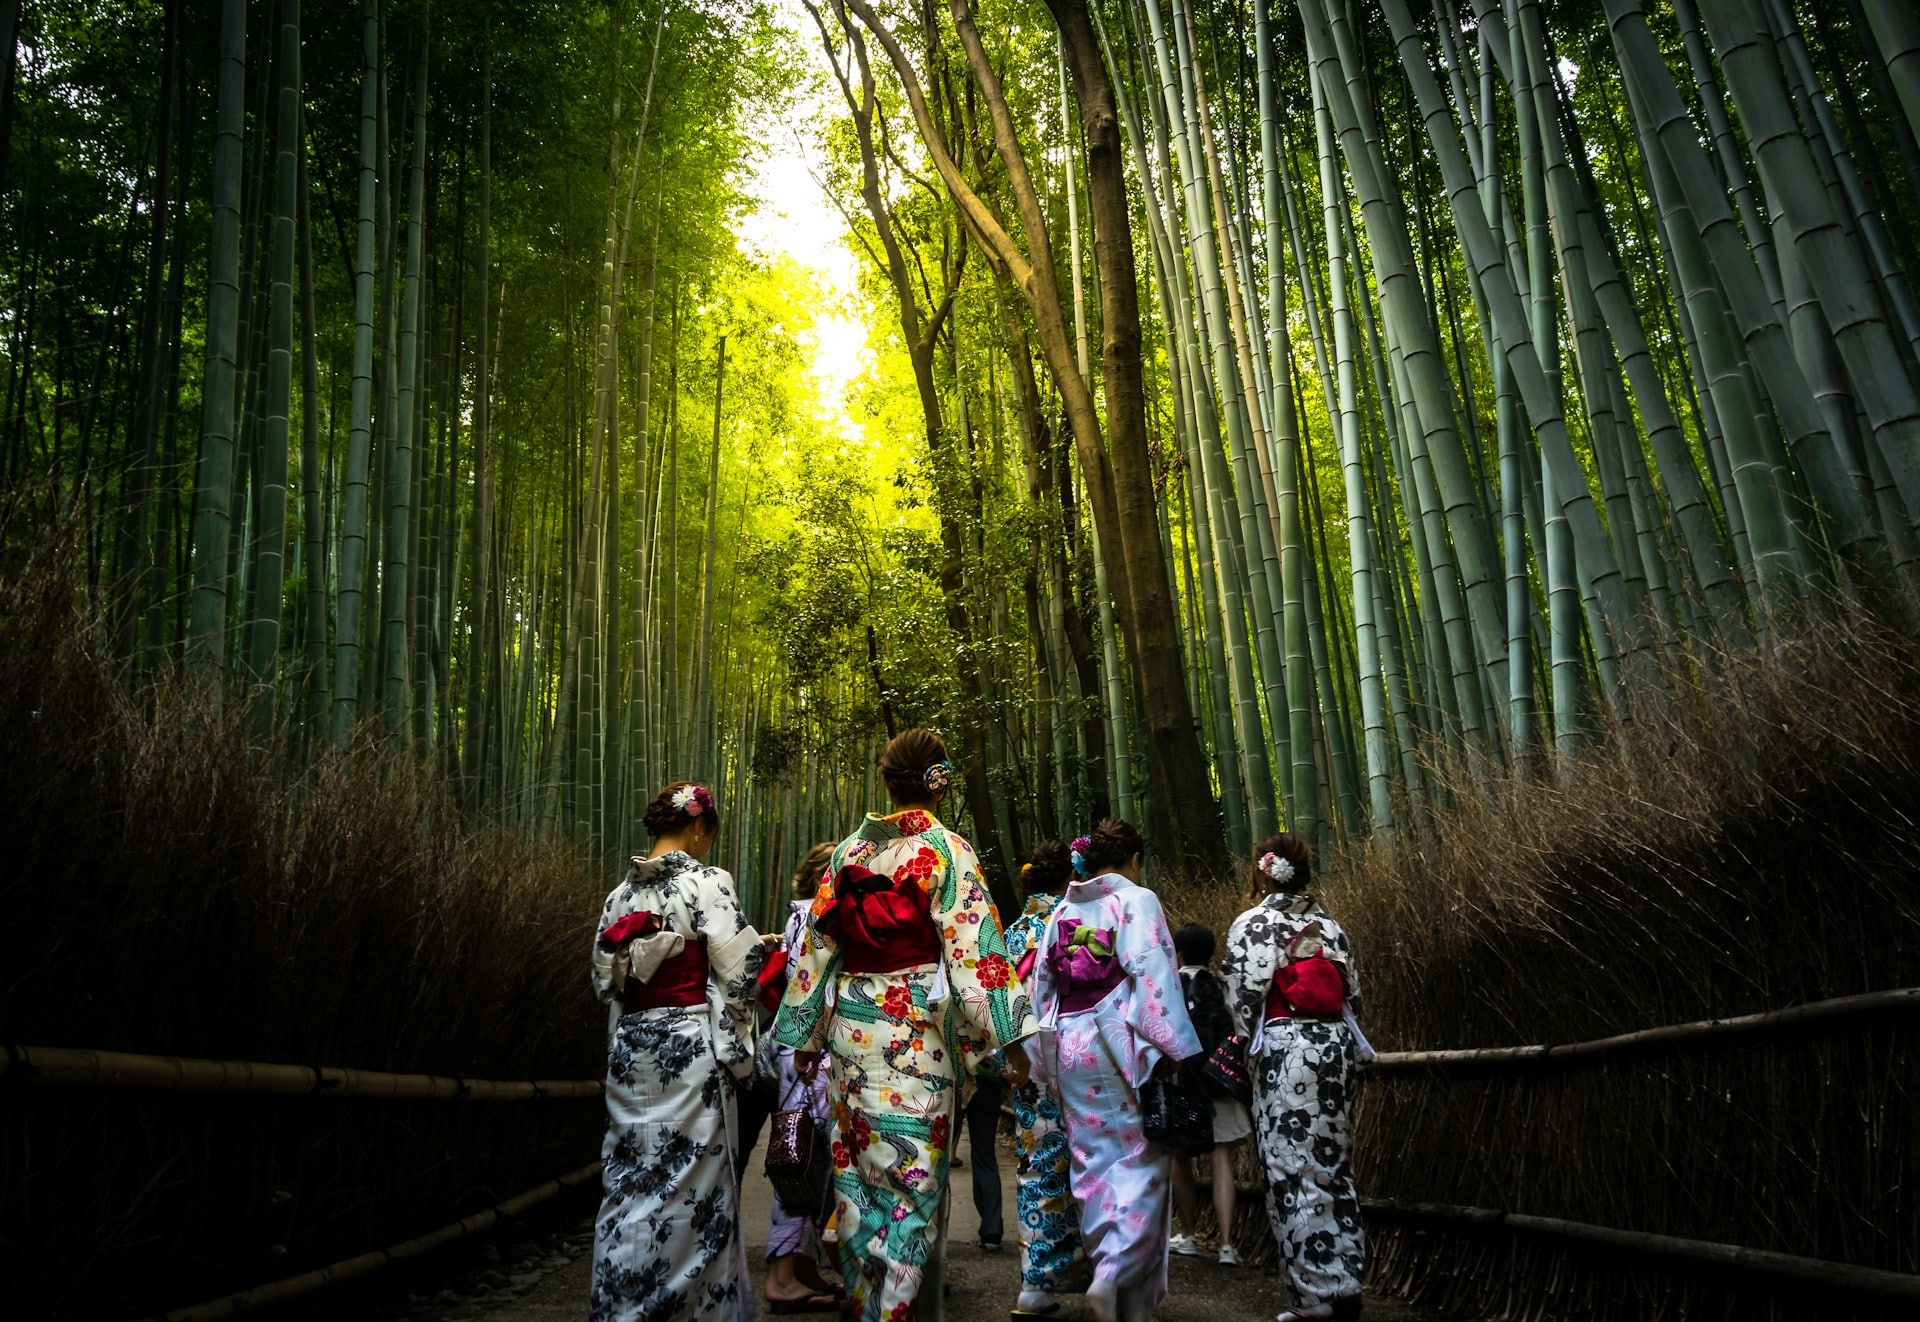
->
xmin=1159 ymin=605 xmax=1920 ymax=1320
xmin=0 ymin=545 xmax=609 ymax=1319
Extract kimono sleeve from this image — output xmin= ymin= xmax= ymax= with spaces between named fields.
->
xmin=589 ymin=883 xmax=626 ymax=1006
xmin=935 ymin=831 xmax=1038 ymax=1072
xmin=697 ymin=866 xmax=766 ymax=1036
xmin=773 ymin=865 xmax=842 ymax=1053
xmin=1118 ymin=889 xmax=1203 ymax=1066
xmin=1319 ymin=914 xmax=1360 ymax=1006
xmin=1221 ymin=906 xmax=1274 ymax=1035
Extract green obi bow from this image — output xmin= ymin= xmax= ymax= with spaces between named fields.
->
xmin=1069 ymin=924 xmax=1114 ymax=958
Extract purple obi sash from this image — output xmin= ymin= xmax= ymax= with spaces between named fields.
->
xmin=1049 ymin=917 xmax=1126 ymax=1013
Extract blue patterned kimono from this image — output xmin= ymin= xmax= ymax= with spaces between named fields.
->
xmin=1003 ymin=892 xmax=1087 ymax=1297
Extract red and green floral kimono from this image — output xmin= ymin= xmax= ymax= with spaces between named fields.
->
xmin=774 ymin=810 xmax=1037 ymax=1322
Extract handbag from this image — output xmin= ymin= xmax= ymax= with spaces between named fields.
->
xmin=763 ymin=1064 xmax=833 ymax=1219
xmin=1201 ymin=1033 xmax=1253 ymax=1104
xmin=1141 ymin=1076 xmax=1215 ymax=1155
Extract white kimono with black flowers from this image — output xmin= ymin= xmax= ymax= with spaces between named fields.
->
xmin=589 ymin=851 xmax=765 ymax=1322
xmin=1222 ymin=892 xmax=1366 ymax=1311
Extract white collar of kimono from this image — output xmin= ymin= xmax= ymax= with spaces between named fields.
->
xmin=1065 ymin=871 xmax=1132 ymax=903
xmin=629 ymin=850 xmax=695 ymax=884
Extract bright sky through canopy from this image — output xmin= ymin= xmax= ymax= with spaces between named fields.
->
xmin=735 ymin=9 xmax=869 ymax=442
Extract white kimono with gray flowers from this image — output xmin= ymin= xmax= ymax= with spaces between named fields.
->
xmin=1222 ymin=892 xmax=1366 ymax=1311
xmin=588 ymin=851 xmax=765 ymax=1322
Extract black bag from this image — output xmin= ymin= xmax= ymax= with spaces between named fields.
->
xmin=763 ymin=1104 xmax=833 ymax=1218
xmin=1141 ymin=1077 xmax=1215 ymax=1155
xmin=1201 ymin=1033 xmax=1254 ymax=1104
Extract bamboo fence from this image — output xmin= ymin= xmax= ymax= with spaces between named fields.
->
xmin=141 ymin=1161 xmax=603 ymax=1322
xmin=15 ymin=984 xmax=1912 ymax=1315
xmin=0 ymin=1044 xmax=604 ymax=1100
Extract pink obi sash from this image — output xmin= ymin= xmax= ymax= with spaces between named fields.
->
xmin=818 ymin=863 xmax=942 ymax=974
xmin=1048 ymin=917 xmax=1126 ymax=1014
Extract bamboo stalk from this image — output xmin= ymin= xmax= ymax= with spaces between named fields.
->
xmin=142 ymin=1161 xmax=603 ymax=1322
xmin=0 ymin=1044 xmax=603 ymax=1100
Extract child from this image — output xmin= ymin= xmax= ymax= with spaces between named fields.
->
xmin=1169 ymin=922 xmax=1253 ymax=1268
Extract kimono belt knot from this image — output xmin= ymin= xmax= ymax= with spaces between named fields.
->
xmin=1050 ymin=918 xmax=1125 ymax=1013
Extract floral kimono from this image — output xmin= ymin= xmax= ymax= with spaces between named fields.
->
xmin=1031 ymin=873 xmax=1201 ymax=1316
xmin=1002 ymin=892 xmax=1087 ymax=1298
xmin=589 ymin=851 xmax=766 ymax=1322
xmin=1222 ymin=892 xmax=1366 ymax=1312
xmin=774 ymin=810 xmax=1038 ymax=1322
xmin=768 ymin=898 xmax=834 ymax=1266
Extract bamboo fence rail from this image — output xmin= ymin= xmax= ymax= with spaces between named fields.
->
xmin=1358 ymin=1198 xmax=1920 ymax=1304
xmin=0 ymin=1044 xmax=604 ymax=1100
xmin=140 ymin=1161 xmax=604 ymax=1322
xmin=1367 ymin=986 xmax=1920 ymax=1073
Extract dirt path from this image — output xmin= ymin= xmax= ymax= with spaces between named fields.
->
xmin=467 ymin=1127 xmax=1433 ymax=1322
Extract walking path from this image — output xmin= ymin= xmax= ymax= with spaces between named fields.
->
xmin=473 ymin=1125 xmax=1431 ymax=1322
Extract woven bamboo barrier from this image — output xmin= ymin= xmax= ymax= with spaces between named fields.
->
xmin=139 ymin=1160 xmax=603 ymax=1322
xmin=1361 ymin=1198 xmax=1920 ymax=1303
xmin=1183 ymin=987 xmax=1920 ymax=1309
xmin=0 ymin=1044 xmax=603 ymax=1100
xmin=1188 ymin=1181 xmax=1920 ymax=1305
xmin=1368 ymin=987 xmax=1920 ymax=1073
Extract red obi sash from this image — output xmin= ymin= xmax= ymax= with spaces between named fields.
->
xmin=818 ymin=863 xmax=942 ymax=974
xmin=621 ymin=941 xmax=709 ymax=1010
xmin=756 ymin=947 xmax=790 ymax=1013
xmin=1048 ymin=917 xmax=1126 ymax=1014
xmin=1263 ymin=952 xmax=1345 ymax=1021
xmin=603 ymin=909 xmax=711 ymax=1011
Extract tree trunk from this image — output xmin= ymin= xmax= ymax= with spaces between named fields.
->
xmin=1047 ymin=0 xmax=1228 ymax=861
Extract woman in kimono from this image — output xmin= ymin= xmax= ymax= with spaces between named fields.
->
xmin=764 ymin=842 xmax=843 ymax=1313
xmin=1003 ymin=839 xmax=1087 ymax=1318
xmin=1221 ymin=833 xmax=1365 ymax=1322
xmin=775 ymin=728 xmax=1039 ymax=1322
xmin=1031 ymin=818 xmax=1203 ymax=1322
xmin=589 ymin=781 xmax=768 ymax=1322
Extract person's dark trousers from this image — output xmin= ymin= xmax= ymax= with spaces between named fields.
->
xmin=965 ymin=1076 xmax=1006 ymax=1242
xmin=734 ymin=1076 xmax=776 ymax=1182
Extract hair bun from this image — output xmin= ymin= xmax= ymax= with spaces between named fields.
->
xmin=1078 ymin=818 xmax=1144 ymax=876
xmin=644 ymin=781 xmax=719 ymax=838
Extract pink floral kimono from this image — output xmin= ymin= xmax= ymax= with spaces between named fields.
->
xmin=1031 ymin=872 xmax=1202 ymax=1317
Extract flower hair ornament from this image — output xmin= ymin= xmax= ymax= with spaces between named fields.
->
xmin=922 ymin=760 xmax=955 ymax=794
xmin=1259 ymin=850 xmax=1296 ymax=885
xmin=1069 ymin=835 xmax=1093 ymax=876
xmin=671 ymin=784 xmax=714 ymax=818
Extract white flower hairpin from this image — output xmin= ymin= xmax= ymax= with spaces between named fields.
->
xmin=671 ymin=784 xmax=711 ymax=817
xmin=1259 ymin=851 xmax=1296 ymax=885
